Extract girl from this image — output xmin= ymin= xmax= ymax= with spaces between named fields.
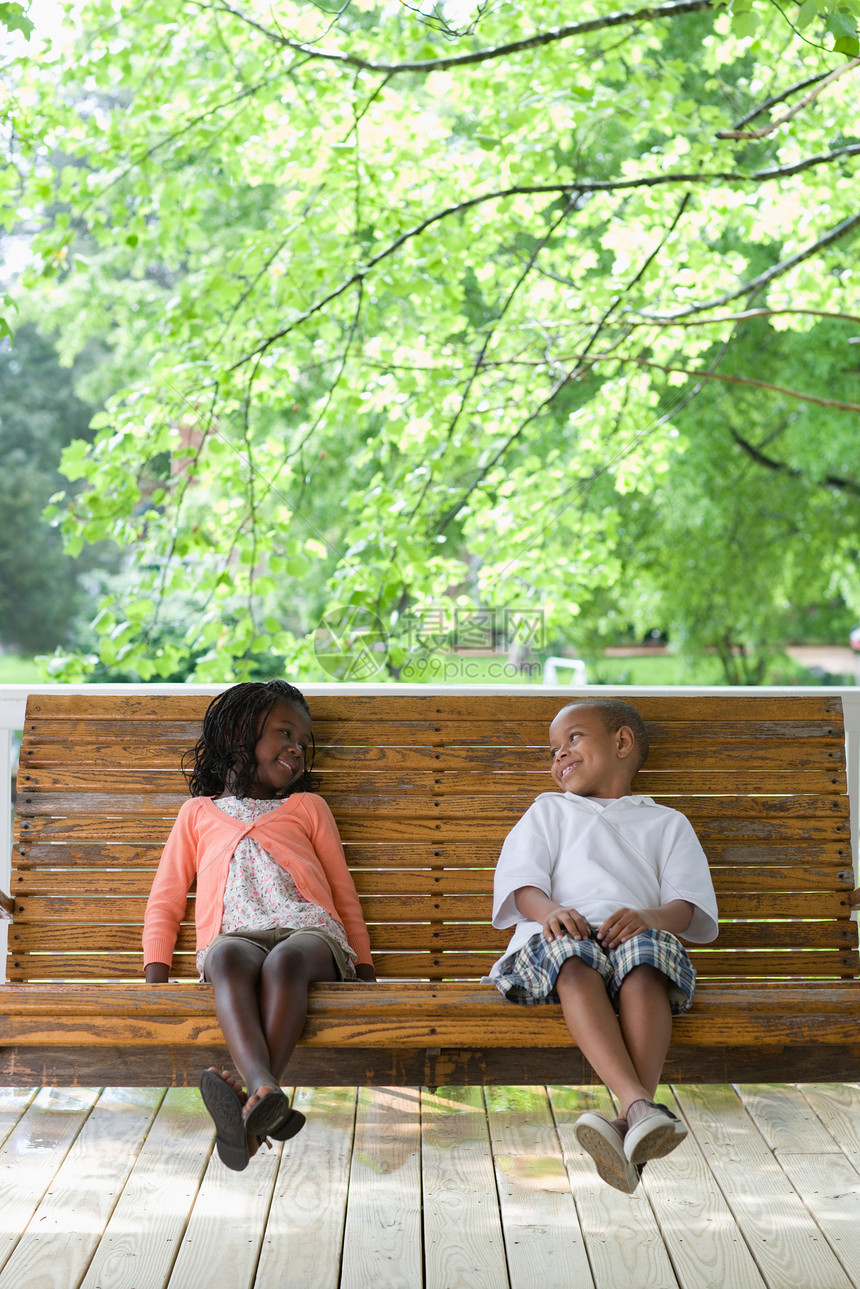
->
xmin=143 ymin=680 xmax=375 ymax=1171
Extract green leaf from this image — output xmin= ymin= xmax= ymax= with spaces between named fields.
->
xmin=0 ymin=3 xmax=34 ymax=37
xmin=796 ymin=0 xmax=820 ymax=28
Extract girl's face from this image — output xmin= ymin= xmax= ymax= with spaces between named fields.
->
xmin=248 ymin=698 xmax=312 ymax=798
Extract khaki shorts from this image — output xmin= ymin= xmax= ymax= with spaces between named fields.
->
xmin=201 ymin=926 xmax=355 ymax=981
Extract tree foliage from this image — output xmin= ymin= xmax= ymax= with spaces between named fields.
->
xmin=5 ymin=0 xmax=860 ymax=681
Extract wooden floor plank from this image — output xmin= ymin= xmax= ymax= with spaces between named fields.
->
xmin=422 ymin=1086 xmax=510 ymax=1289
xmin=164 ymin=1105 xmax=282 ymax=1289
xmin=340 ymin=1087 xmax=423 ymax=1289
xmin=736 ymin=1083 xmax=842 ymax=1153
xmin=78 ymin=1087 xmax=214 ymax=1289
xmin=0 ymin=1087 xmax=160 ymax=1289
xmin=798 ymin=1083 xmax=860 ymax=1163
xmin=776 ymin=1151 xmax=860 ymax=1284
xmin=484 ymin=1085 xmax=594 ymax=1289
xmin=676 ymin=1085 xmax=854 ymax=1289
xmin=0 ymin=1087 xmax=37 ymax=1150
xmin=256 ymin=1086 xmax=357 ymax=1289
xmin=550 ymin=1085 xmax=682 ymax=1289
xmin=0 ymin=1087 xmax=99 ymax=1276
xmin=637 ymin=1088 xmax=769 ymax=1289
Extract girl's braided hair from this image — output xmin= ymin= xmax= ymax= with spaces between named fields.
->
xmin=183 ymin=680 xmax=315 ymax=798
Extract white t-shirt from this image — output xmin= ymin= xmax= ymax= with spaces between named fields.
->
xmin=490 ymin=792 xmax=718 ymax=978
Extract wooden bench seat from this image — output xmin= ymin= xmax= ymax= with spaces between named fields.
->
xmin=2 ymin=690 xmax=858 ymax=1086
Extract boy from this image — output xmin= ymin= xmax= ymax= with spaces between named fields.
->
xmin=489 ymin=698 xmax=718 ymax=1194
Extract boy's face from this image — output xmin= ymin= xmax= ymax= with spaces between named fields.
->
xmin=548 ymin=705 xmax=636 ymax=799
xmin=251 ymin=698 xmax=311 ymax=797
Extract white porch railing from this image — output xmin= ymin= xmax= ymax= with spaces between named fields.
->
xmin=3 ymin=682 xmax=860 ymax=971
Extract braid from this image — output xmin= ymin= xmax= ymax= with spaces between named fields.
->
xmin=183 ymin=680 xmax=315 ymax=797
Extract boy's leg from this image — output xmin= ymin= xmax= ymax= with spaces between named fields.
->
xmin=555 ymin=957 xmax=654 ymax=1115
xmin=615 ymin=963 xmax=673 ymax=1098
xmin=615 ymin=963 xmax=687 ymax=1165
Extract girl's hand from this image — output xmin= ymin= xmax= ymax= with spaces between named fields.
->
xmin=596 ymin=907 xmax=649 ymax=949
xmin=145 ymin=962 xmax=171 ymax=984
xmin=542 ymin=905 xmax=591 ymax=943
xmin=355 ymin=964 xmax=376 ymax=982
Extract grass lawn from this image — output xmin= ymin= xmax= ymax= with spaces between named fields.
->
xmin=399 ymin=649 xmax=835 ymax=686
xmin=0 ymin=650 xmax=840 ymax=688
xmin=580 ymin=652 xmax=727 ymax=686
xmin=0 ymin=655 xmax=47 ymax=684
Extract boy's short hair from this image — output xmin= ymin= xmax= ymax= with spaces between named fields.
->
xmin=560 ymin=698 xmax=650 ymax=773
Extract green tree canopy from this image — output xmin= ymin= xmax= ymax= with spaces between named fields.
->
xmin=5 ymin=0 xmax=860 ymax=680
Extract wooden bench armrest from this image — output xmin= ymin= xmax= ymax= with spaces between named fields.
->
xmin=0 ymin=890 xmax=13 ymax=921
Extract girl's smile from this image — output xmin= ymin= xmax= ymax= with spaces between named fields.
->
xmin=250 ymin=699 xmax=312 ymax=798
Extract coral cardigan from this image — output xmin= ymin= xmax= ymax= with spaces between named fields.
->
xmin=143 ymin=793 xmax=373 ymax=969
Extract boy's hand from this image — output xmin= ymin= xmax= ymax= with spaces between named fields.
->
xmin=597 ymin=898 xmax=694 ymax=948
xmin=541 ymin=905 xmax=592 ymax=943
xmin=596 ymin=907 xmax=650 ymax=949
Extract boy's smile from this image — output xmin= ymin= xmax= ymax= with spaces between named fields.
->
xmin=251 ymin=699 xmax=312 ymax=797
xmin=549 ymin=704 xmax=637 ymax=799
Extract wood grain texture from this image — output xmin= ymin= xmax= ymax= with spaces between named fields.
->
xmin=675 ymin=1085 xmax=855 ymax=1289
xmin=256 ymin=1086 xmax=356 ymax=1289
xmin=484 ymin=1085 xmax=594 ymax=1289
xmin=421 ymin=1086 xmax=509 ymax=1289
xmin=634 ymin=1087 xmax=771 ymax=1289
xmin=0 ymin=1087 xmax=101 ymax=1278
xmin=339 ymin=1087 xmax=423 ymax=1289
xmin=5 ymin=690 xmax=859 ymax=1088
xmin=0 ymin=1087 xmax=162 ymax=1289
xmin=550 ymin=1084 xmax=680 ymax=1289
xmin=164 ymin=1113 xmax=282 ymax=1289
xmin=3 ymin=1082 xmax=860 ymax=1289
xmin=77 ymin=1087 xmax=214 ymax=1289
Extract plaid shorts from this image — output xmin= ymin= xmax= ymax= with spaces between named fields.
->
xmin=493 ymin=927 xmax=695 ymax=1015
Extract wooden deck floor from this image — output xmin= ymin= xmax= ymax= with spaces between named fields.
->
xmin=1 ymin=1082 xmax=859 ymax=1289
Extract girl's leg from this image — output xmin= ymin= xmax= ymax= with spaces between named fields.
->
xmin=204 ymin=938 xmax=270 ymax=1090
xmin=555 ymin=956 xmax=654 ymax=1116
xmin=256 ymin=933 xmax=339 ymax=1089
xmin=615 ymin=964 xmax=673 ymax=1099
xmin=205 ymin=933 xmax=338 ymax=1101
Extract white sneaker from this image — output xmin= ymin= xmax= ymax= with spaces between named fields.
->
xmin=574 ymin=1112 xmax=643 ymax=1194
xmin=623 ymin=1100 xmax=687 ymax=1166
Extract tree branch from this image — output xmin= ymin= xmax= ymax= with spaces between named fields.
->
xmin=630 ymin=207 xmax=860 ymax=320
xmin=723 ymin=66 xmax=845 ymax=131
xmin=717 ymin=58 xmax=860 ymax=139
xmin=231 ymin=147 xmax=860 ymax=370
xmin=730 ymin=428 xmax=860 ymax=495
xmin=197 ymin=0 xmax=715 ymax=75
xmin=574 ymin=351 xmax=860 ymax=414
xmin=619 ymin=306 xmax=860 ymax=328
xmin=431 ymin=193 xmax=693 ymax=535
